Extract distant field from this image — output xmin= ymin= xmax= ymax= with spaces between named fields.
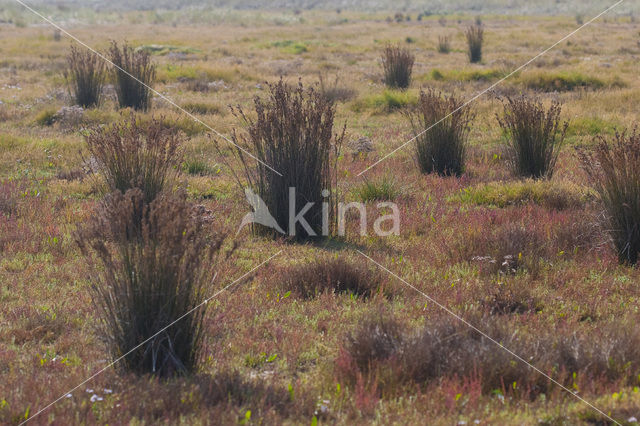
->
xmin=1 ymin=6 xmax=640 ymax=425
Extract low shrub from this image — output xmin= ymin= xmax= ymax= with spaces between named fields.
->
xmin=83 ymin=114 xmax=183 ymax=203
xmin=109 ymin=41 xmax=156 ymax=111
xmin=580 ymin=127 xmax=640 ymax=264
xmin=381 ymin=44 xmax=415 ymax=89
xmin=338 ymin=313 xmax=640 ymax=398
xmin=76 ymin=189 xmax=224 ymax=376
xmin=406 ymin=89 xmax=474 ymax=176
xmin=230 ymin=79 xmax=344 ymax=240
xmin=275 ymin=257 xmax=384 ymax=299
xmin=498 ymin=95 xmax=568 ymax=179
xmin=447 ymin=206 xmax=603 ymax=275
xmin=63 ymin=45 xmax=105 ymax=108
xmin=465 ymin=25 xmax=484 ymax=63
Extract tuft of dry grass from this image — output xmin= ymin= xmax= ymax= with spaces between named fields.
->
xmin=381 ymin=44 xmax=414 ymax=89
xmin=63 ymin=45 xmax=106 ymax=108
xmin=580 ymin=126 xmax=640 ymax=264
xmin=230 ymin=79 xmax=344 ymax=240
xmin=406 ymin=89 xmax=474 ymax=176
xmin=76 ymin=189 xmax=225 ymax=377
xmin=465 ymin=25 xmax=484 ymax=63
xmin=83 ymin=114 xmax=183 ymax=204
xmin=109 ymin=41 xmax=156 ymax=111
xmin=498 ymin=95 xmax=568 ymax=179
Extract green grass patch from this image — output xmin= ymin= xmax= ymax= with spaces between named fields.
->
xmin=34 ymin=108 xmax=57 ymax=126
xmin=181 ymin=102 xmax=223 ymax=115
xmin=156 ymin=64 xmax=237 ymax=83
xmin=429 ymin=68 xmax=509 ymax=82
xmin=455 ymin=179 xmax=594 ymax=210
xmin=136 ymin=44 xmax=200 ymax=56
xmin=517 ymin=71 xmax=625 ymax=92
xmin=354 ymin=176 xmax=401 ymax=202
xmin=271 ymin=40 xmax=308 ymax=54
xmin=182 ymin=158 xmax=218 ymax=176
xmin=567 ymin=116 xmax=618 ymax=138
xmin=352 ymin=89 xmax=418 ymax=113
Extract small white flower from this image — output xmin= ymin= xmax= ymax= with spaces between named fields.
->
xmin=104 ymin=388 xmax=113 ymax=394
xmin=90 ymin=394 xmax=103 ymax=402
xmin=628 ymin=417 xmax=638 ymax=423
xmin=65 ymin=394 xmax=72 ymax=398
xmin=85 ymin=388 xmax=94 ymax=393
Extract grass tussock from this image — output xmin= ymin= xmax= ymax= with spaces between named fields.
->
xmin=63 ymin=45 xmax=105 ymax=108
xmin=109 ymin=41 xmax=156 ymax=111
xmin=457 ymin=179 xmax=593 ymax=210
xmin=338 ymin=312 xmax=640 ymax=398
xmin=580 ymin=127 xmax=640 ymax=265
xmin=275 ymin=257 xmax=384 ymax=299
xmin=83 ymin=114 xmax=183 ymax=203
xmin=436 ymin=36 xmax=450 ymax=54
xmin=381 ymin=44 xmax=414 ymax=89
xmin=76 ymin=189 xmax=224 ymax=377
xmin=498 ymin=96 xmax=568 ymax=179
xmin=406 ymin=89 xmax=474 ymax=176
xmin=465 ymin=25 xmax=484 ymax=63
xmin=230 ymin=79 xmax=344 ymax=240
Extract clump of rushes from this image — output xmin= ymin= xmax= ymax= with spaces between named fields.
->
xmin=63 ymin=45 xmax=106 ymax=108
xmin=580 ymin=127 xmax=640 ymax=264
xmin=83 ymin=114 xmax=183 ymax=203
xmin=381 ymin=44 xmax=415 ymax=89
xmin=230 ymin=79 xmax=344 ymax=240
xmin=437 ymin=36 xmax=451 ymax=54
xmin=109 ymin=41 xmax=156 ymax=111
xmin=498 ymin=96 xmax=567 ymax=179
xmin=406 ymin=89 xmax=474 ymax=176
xmin=77 ymin=189 xmax=224 ymax=376
xmin=465 ymin=25 xmax=484 ymax=63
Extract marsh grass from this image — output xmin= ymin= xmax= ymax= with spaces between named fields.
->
xmin=381 ymin=44 xmax=414 ymax=89
xmin=77 ymin=189 xmax=224 ymax=376
xmin=83 ymin=114 xmax=183 ymax=203
xmin=465 ymin=25 xmax=484 ymax=63
xmin=63 ymin=45 xmax=105 ymax=108
xmin=406 ymin=89 xmax=474 ymax=176
xmin=498 ymin=96 xmax=567 ymax=179
xmin=109 ymin=41 xmax=156 ymax=111
xmin=230 ymin=79 xmax=344 ymax=240
xmin=580 ymin=127 xmax=640 ymax=264
xmin=437 ymin=36 xmax=451 ymax=54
